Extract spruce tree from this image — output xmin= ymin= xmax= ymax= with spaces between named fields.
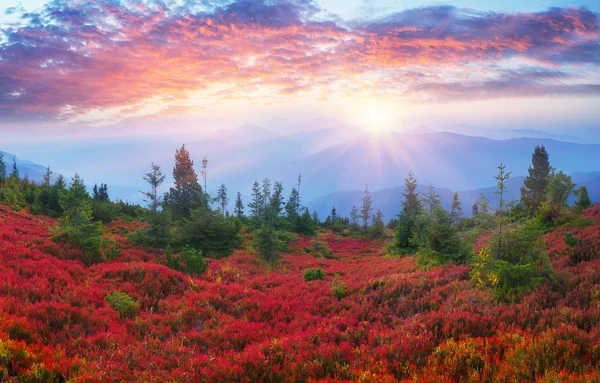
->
xmin=10 ymin=157 xmax=18 ymax=180
xmin=423 ymin=184 xmax=441 ymax=214
xmin=393 ymin=171 xmax=423 ymax=254
xmin=370 ymin=209 xmax=385 ymax=238
xmin=494 ymin=163 xmax=511 ymax=258
xmin=217 ymin=184 xmax=229 ymax=215
xmin=285 ymin=187 xmax=301 ymax=219
xmin=472 ymin=203 xmax=479 ymax=217
xmin=350 ymin=205 xmax=359 ymax=231
xmin=476 ymin=193 xmax=490 ymax=215
xmin=142 ymin=163 xmax=166 ymax=213
xmin=248 ymin=181 xmax=264 ymax=221
xmin=574 ymin=186 xmax=592 ymax=213
xmin=361 ymin=184 xmax=373 ymax=229
xmin=169 ymin=144 xmax=203 ymax=218
xmin=0 ymin=151 xmax=6 ymax=184
xmin=268 ymin=182 xmax=285 ymax=222
xmin=262 ymin=178 xmax=271 ymax=211
xmin=330 ymin=207 xmax=338 ymax=227
xmin=234 ymin=191 xmax=244 ymax=218
xmin=521 ymin=145 xmax=550 ymax=213
xmin=450 ymin=192 xmax=463 ymax=223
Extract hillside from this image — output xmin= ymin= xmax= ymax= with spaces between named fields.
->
xmin=1 ymin=204 xmax=600 ymax=382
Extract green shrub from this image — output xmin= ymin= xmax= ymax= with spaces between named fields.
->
xmin=304 ymin=268 xmax=326 ymax=282
xmin=181 ymin=247 xmax=208 ymax=275
xmin=331 ymin=274 xmax=347 ymax=299
xmin=305 ymin=239 xmax=333 ymax=259
xmin=251 ymin=225 xmax=280 ymax=265
xmin=105 ymin=291 xmax=139 ymax=319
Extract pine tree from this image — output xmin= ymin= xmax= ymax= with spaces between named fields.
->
xmin=142 ymin=163 xmax=166 ymax=213
xmin=329 ymin=207 xmax=338 ymax=227
xmin=361 ymin=184 xmax=373 ymax=229
xmin=450 ymin=192 xmax=462 ymax=223
xmin=268 ymin=182 xmax=285 ymax=219
xmin=350 ymin=205 xmax=359 ymax=230
xmin=285 ymin=187 xmax=301 ymax=219
xmin=494 ymin=163 xmax=511 ymax=258
xmin=521 ymin=145 xmax=550 ymax=213
xmin=169 ymin=144 xmax=203 ymax=218
xmin=43 ymin=166 xmax=52 ymax=187
xmin=574 ymin=186 xmax=592 ymax=213
xmin=60 ymin=174 xmax=92 ymax=226
xmin=393 ymin=171 xmax=423 ymax=254
xmin=472 ymin=203 xmax=479 ymax=217
xmin=10 ymin=157 xmax=19 ymax=180
xmin=476 ymin=193 xmax=490 ymax=215
xmin=201 ymin=157 xmax=208 ymax=195
xmin=248 ymin=181 xmax=264 ymax=220
xmin=403 ymin=171 xmax=421 ymax=215
xmin=0 ymin=151 xmax=6 ymax=184
xmin=370 ymin=209 xmax=385 ymax=238
xmin=423 ymin=184 xmax=441 ymax=214
xmin=262 ymin=178 xmax=271 ymax=211
xmin=234 ymin=191 xmax=244 ymax=218
xmin=217 ymin=184 xmax=229 ymax=215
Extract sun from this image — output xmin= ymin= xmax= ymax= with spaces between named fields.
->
xmin=360 ymin=107 xmax=392 ymax=134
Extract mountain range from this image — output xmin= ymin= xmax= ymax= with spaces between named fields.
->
xmin=3 ymin=125 xmax=600 ymax=218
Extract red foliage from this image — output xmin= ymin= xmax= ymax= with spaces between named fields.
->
xmin=1 ymin=204 xmax=600 ymax=381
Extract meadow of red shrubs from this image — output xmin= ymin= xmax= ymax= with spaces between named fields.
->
xmin=1 ymin=204 xmax=600 ymax=382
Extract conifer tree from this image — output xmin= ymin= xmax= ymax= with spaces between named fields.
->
xmin=450 ymin=192 xmax=463 ymax=223
xmin=350 ymin=205 xmax=359 ymax=230
xmin=361 ymin=184 xmax=373 ymax=229
xmin=248 ymin=181 xmax=264 ymax=220
xmin=169 ymin=144 xmax=203 ymax=218
xmin=574 ymin=186 xmax=592 ymax=213
xmin=423 ymin=184 xmax=441 ymax=214
xmin=393 ymin=171 xmax=423 ymax=254
xmin=201 ymin=157 xmax=208 ymax=195
xmin=521 ymin=145 xmax=550 ymax=213
xmin=10 ymin=157 xmax=18 ymax=180
xmin=217 ymin=184 xmax=229 ymax=215
xmin=285 ymin=187 xmax=301 ymax=219
xmin=268 ymin=182 xmax=284 ymax=220
xmin=234 ymin=191 xmax=244 ymax=218
xmin=330 ymin=206 xmax=338 ymax=227
xmin=142 ymin=163 xmax=166 ymax=213
xmin=476 ymin=193 xmax=490 ymax=215
xmin=262 ymin=178 xmax=271 ymax=211
xmin=370 ymin=209 xmax=385 ymax=238
xmin=472 ymin=203 xmax=479 ymax=217
xmin=494 ymin=163 xmax=511 ymax=258
xmin=0 ymin=151 xmax=6 ymax=184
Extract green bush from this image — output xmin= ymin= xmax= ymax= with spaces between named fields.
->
xmin=304 ymin=268 xmax=326 ymax=282
xmin=105 ymin=291 xmax=139 ymax=319
xmin=304 ymin=239 xmax=333 ymax=259
xmin=331 ymin=274 xmax=347 ymax=299
xmin=252 ymin=225 xmax=280 ymax=265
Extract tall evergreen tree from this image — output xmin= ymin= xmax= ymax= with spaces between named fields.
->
xmin=361 ymin=184 xmax=373 ymax=229
xmin=142 ymin=163 xmax=166 ymax=213
xmin=393 ymin=171 xmax=423 ymax=254
xmin=450 ymin=192 xmax=463 ymax=223
xmin=329 ymin=207 xmax=338 ymax=227
xmin=494 ymin=163 xmax=511 ymax=258
xmin=262 ymin=178 xmax=272 ymax=211
xmin=285 ymin=187 xmax=301 ymax=219
xmin=60 ymin=173 xmax=92 ymax=226
xmin=248 ymin=181 xmax=264 ymax=220
xmin=476 ymin=193 xmax=490 ymax=215
xmin=423 ymin=184 xmax=441 ymax=214
xmin=0 ymin=151 xmax=6 ymax=184
xmin=201 ymin=157 xmax=208 ymax=195
xmin=370 ymin=209 xmax=385 ymax=238
xmin=521 ymin=145 xmax=550 ymax=213
xmin=217 ymin=184 xmax=229 ymax=215
xmin=268 ymin=182 xmax=285 ymax=219
xmin=350 ymin=205 xmax=359 ymax=230
xmin=403 ymin=171 xmax=421 ymax=215
xmin=574 ymin=186 xmax=592 ymax=213
xmin=472 ymin=203 xmax=479 ymax=217
xmin=169 ymin=144 xmax=203 ymax=218
xmin=234 ymin=191 xmax=244 ymax=218
xmin=10 ymin=157 xmax=18 ymax=180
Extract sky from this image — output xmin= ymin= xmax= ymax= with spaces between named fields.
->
xmin=0 ymin=0 xmax=599 ymax=141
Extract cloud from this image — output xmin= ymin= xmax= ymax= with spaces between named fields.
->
xmin=0 ymin=1 xmax=598 ymax=121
